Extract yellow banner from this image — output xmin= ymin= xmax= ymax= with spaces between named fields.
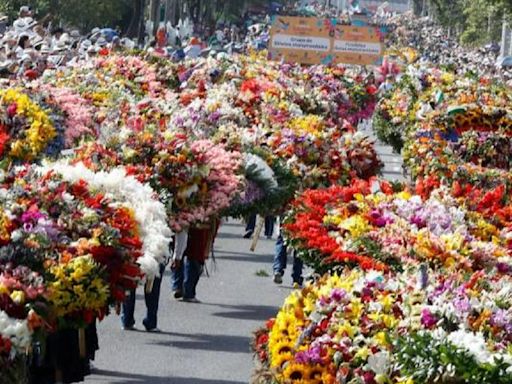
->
xmin=269 ymin=16 xmax=384 ymax=66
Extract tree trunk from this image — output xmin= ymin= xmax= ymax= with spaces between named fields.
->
xmin=138 ymin=0 xmax=147 ymax=46
xmin=149 ymin=0 xmax=161 ymax=36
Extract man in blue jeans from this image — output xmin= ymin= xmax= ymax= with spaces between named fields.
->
xmin=273 ymin=232 xmax=303 ymax=286
xmin=171 ymin=257 xmax=203 ymax=302
xmin=121 ymin=263 xmax=165 ymax=332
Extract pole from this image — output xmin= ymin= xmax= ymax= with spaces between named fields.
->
xmin=138 ymin=0 xmax=146 ymax=47
xmin=150 ymin=0 xmax=161 ymax=37
xmin=501 ymin=17 xmax=509 ymax=57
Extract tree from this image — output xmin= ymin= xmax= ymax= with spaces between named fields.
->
xmin=0 ymin=0 xmax=133 ymax=32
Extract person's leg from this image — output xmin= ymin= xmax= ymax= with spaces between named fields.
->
xmin=244 ymin=214 xmax=257 ymax=238
xmin=171 ymin=259 xmax=184 ymax=297
xmin=183 ymin=258 xmax=203 ymax=300
xmin=121 ymin=288 xmax=136 ymax=329
xmin=291 ymin=251 xmax=304 ymax=286
xmin=272 ymin=233 xmax=287 ymax=284
xmin=264 ymin=216 xmax=275 ymax=238
xmin=143 ymin=264 xmax=165 ymax=331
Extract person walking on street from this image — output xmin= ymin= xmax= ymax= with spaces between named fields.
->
xmin=272 ymin=221 xmax=303 ymax=287
xmin=121 ymin=263 xmax=166 ymax=332
xmin=171 ymin=219 xmax=219 ymax=302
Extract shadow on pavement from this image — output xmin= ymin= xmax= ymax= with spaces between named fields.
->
xmin=215 ymin=232 xmax=247 ymax=239
xmin=92 ymin=369 xmax=244 ymax=383
xmin=215 ymin=252 xmax=273 ymax=264
xmin=149 ymin=333 xmax=251 ymax=353
xmin=209 ymin=304 xmax=279 ymax=321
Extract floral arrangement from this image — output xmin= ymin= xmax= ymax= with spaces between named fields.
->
xmin=36 ymin=84 xmax=96 ymax=147
xmin=228 ymin=148 xmax=299 ymax=218
xmin=0 ymin=89 xmax=56 ymax=166
xmin=404 ymin=105 xmax=512 ymax=188
xmin=72 ymin=133 xmax=242 ymax=232
xmin=41 ymin=161 xmax=173 ymax=279
xmin=0 ymin=166 xmax=144 ymax=326
xmin=253 ymin=269 xmax=512 ymax=384
xmin=283 ymin=181 xmax=512 ymax=275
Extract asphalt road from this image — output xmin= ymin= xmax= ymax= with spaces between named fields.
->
xmin=85 ymin=125 xmax=402 ymax=384
xmin=85 ymin=220 xmax=292 ymax=384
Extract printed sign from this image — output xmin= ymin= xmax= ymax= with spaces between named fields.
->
xmin=269 ymin=16 xmax=384 ymax=66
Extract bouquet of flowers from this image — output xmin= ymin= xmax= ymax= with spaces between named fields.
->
xmin=404 ymin=105 xmax=512 ymax=191
xmin=41 ymin=161 xmax=173 ymax=279
xmin=0 ymin=88 xmax=56 ymax=167
xmin=228 ymin=148 xmax=299 ymax=218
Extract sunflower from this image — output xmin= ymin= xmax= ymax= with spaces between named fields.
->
xmin=269 ymin=339 xmax=295 ymax=368
xmin=282 ymin=362 xmax=311 ymax=382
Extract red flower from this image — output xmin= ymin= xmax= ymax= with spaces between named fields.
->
xmin=6 ymin=102 xmax=17 ymax=118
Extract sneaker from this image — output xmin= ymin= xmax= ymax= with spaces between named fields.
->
xmin=243 ymin=230 xmax=254 ymax=239
xmin=182 ymin=297 xmax=201 ymax=303
xmin=273 ymin=273 xmax=283 ymax=284
xmin=121 ymin=324 xmax=136 ymax=331
xmin=173 ymin=290 xmax=183 ymax=299
xmin=145 ymin=327 xmax=162 ymax=333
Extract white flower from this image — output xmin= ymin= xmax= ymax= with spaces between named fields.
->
xmin=447 ymin=330 xmax=492 ymax=365
xmin=38 ymin=162 xmax=173 ymax=279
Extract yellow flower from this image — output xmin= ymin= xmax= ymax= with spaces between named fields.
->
xmin=339 ymin=215 xmax=370 ymax=238
xmin=10 ymin=290 xmax=25 ymax=304
xmin=396 ymin=191 xmax=412 ymax=200
xmin=354 ymin=346 xmax=370 ymax=361
xmin=0 ymin=88 xmax=56 ymax=161
xmin=282 ymin=362 xmax=311 ymax=382
xmin=374 ymin=331 xmax=390 ymax=347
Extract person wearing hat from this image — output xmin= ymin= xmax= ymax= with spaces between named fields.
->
xmin=15 ymin=34 xmax=31 ymax=59
xmin=51 ymin=27 xmax=64 ymax=48
xmin=19 ymin=6 xmax=33 ymax=19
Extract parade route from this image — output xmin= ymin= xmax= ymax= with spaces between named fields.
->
xmin=86 ymin=221 xmax=290 ymax=384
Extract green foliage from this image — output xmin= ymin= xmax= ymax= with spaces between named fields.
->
xmin=427 ymin=0 xmax=508 ymax=46
xmin=0 ymin=0 xmax=133 ymax=31
xmin=227 ymin=147 xmax=299 ymax=219
xmin=395 ymin=332 xmax=512 ymax=384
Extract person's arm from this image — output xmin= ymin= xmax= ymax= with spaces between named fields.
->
xmin=174 ymin=230 xmax=189 ymax=261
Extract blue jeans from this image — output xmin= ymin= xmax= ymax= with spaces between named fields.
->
xmin=273 ymin=234 xmax=303 ymax=284
xmin=122 ymin=263 xmax=165 ymax=330
xmin=246 ymin=215 xmax=275 ymax=237
xmin=171 ymin=257 xmax=203 ymax=299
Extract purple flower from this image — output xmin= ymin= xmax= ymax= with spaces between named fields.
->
xmin=491 ymin=309 xmax=508 ymax=328
xmin=421 ymin=309 xmax=438 ymax=329
xmin=21 ymin=210 xmax=46 ymax=224
xmin=330 ymin=288 xmax=346 ymax=302
xmin=453 ymin=297 xmax=471 ymax=314
xmin=496 ymin=263 xmax=511 ymax=274
xmin=295 ymin=346 xmax=322 ymax=364
xmin=410 ymin=215 xmax=426 ymax=227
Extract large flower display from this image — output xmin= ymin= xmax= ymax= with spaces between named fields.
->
xmin=283 ymin=181 xmax=511 ymax=275
xmin=253 ymin=269 xmax=512 ymax=384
